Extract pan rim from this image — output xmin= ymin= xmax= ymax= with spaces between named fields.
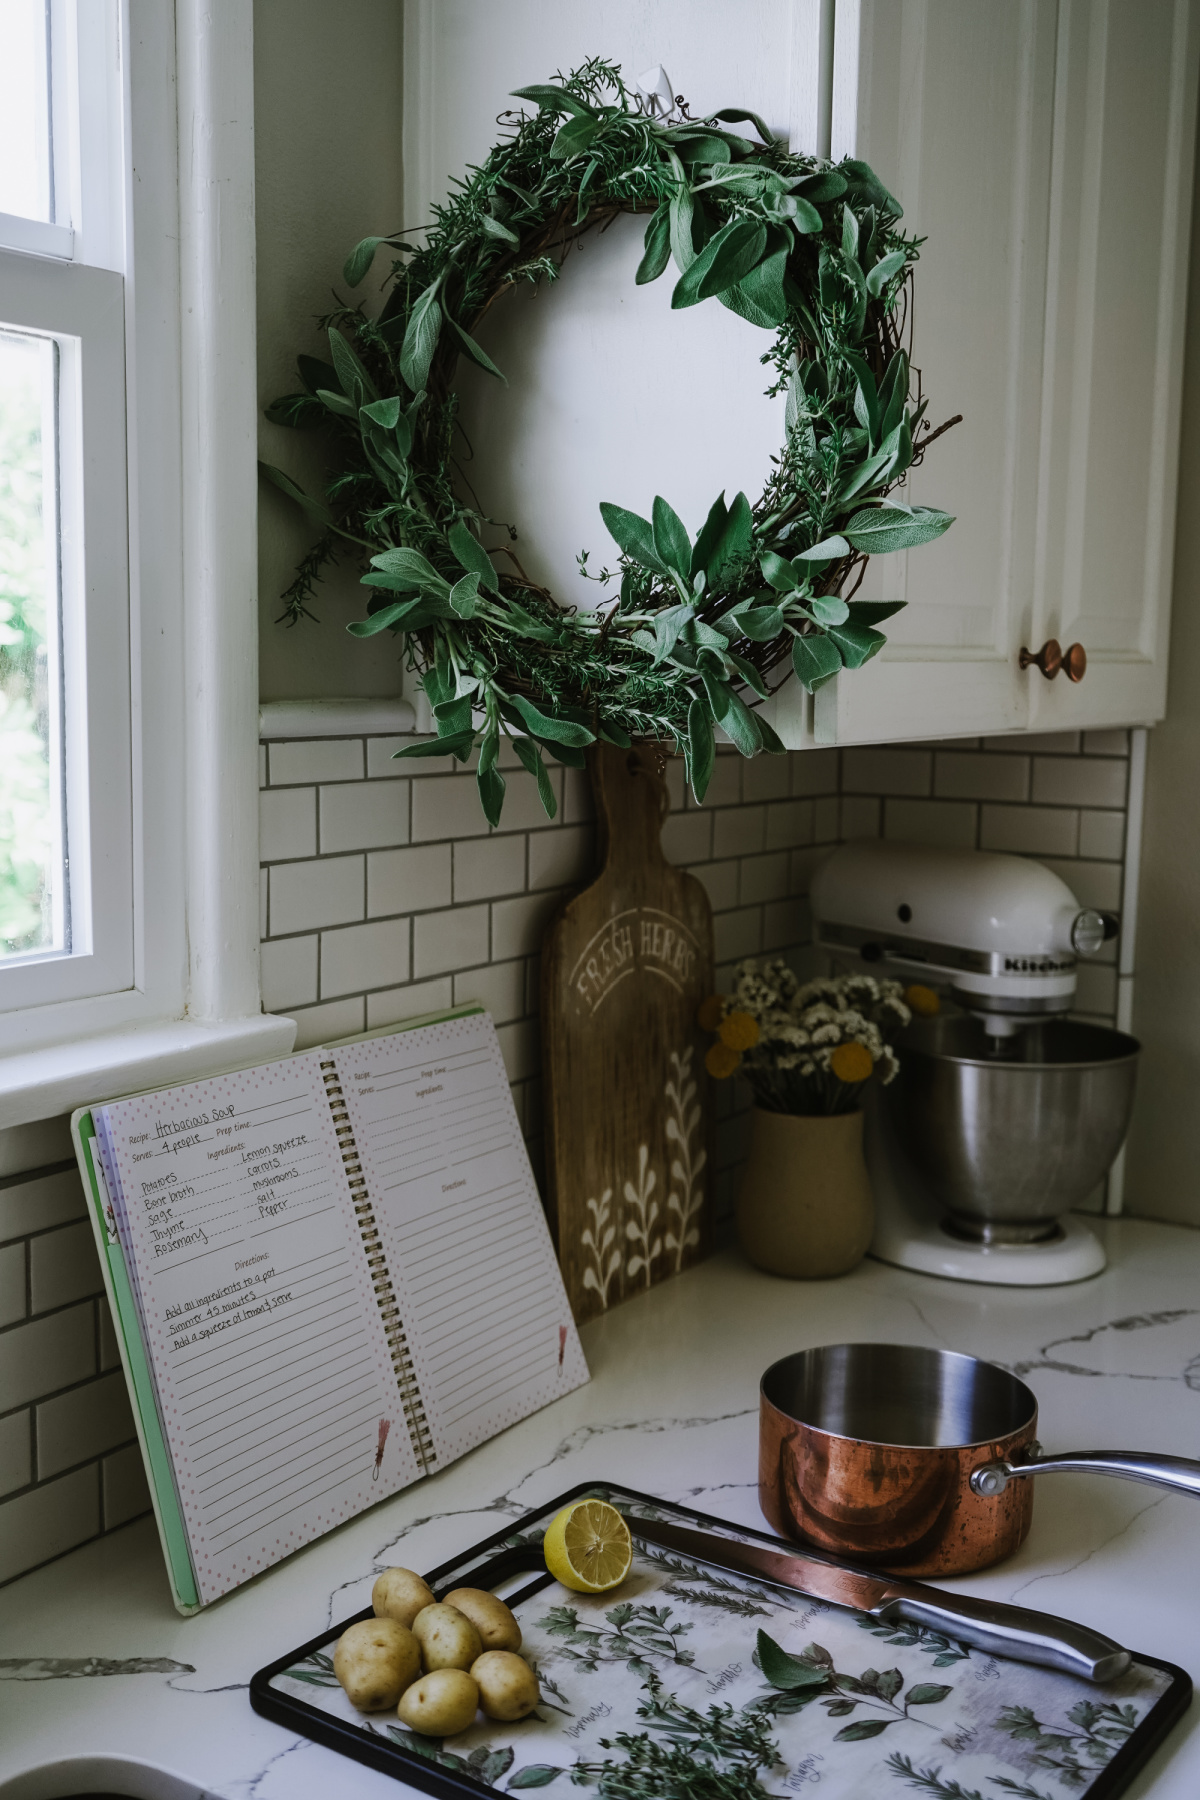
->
xmin=760 ymin=1342 xmax=1039 ymax=1451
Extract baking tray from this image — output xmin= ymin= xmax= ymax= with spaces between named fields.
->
xmin=250 ymin=1482 xmax=1191 ymax=1799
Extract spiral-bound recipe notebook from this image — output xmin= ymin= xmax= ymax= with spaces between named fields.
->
xmin=70 ymin=1008 xmax=588 ymax=1614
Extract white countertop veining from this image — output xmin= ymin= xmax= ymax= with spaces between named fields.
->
xmin=2 ymin=1220 xmax=1199 ymax=1799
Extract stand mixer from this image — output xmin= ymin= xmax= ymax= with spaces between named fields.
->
xmin=809 ymin=841 xmax=1138 ymax=1286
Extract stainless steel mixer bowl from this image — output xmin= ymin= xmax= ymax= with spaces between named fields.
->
xmin=884 ymin=1015 xmax=1140 ymax=1240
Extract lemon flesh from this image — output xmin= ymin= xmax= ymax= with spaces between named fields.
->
xmin=543 ymin=1500 xmax=633 ymax=1593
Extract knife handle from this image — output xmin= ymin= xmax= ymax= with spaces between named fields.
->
xmin=875 ymin=1593 xmax=1131 ymax=1684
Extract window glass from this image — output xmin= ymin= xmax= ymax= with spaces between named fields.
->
xmin=0 ymin=1 xmax=53 ymax=223
xmin=0 ymin=327 xmax=64 ymax=961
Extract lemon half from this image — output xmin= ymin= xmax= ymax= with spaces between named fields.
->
xmin=543 ymin=1500 xmax=633 ymax=1593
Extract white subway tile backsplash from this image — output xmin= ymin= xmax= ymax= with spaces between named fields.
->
xmin=1083 ymin=729 xmax=1130 ymax=756
xmin=689 ymin=860 xmax=740 ymax=911
xmin=814 ymin=796 xmax=840 ymax=841
xmin=662 ymin=810 xmax=713 ymax=865
xmin=0 ymin=1466 xmax=99 ymax=1584
xmin=260 ymin=934 xmax=319 ymax=1011
xmin=1079 ymin=810 xmax=1126 ymax=861
xmin=321 ymin=918 xmax=410 ymax=998
xmin=492 ymin=890 xmax=565 ymax=962
xmin=260 ymin=867 xmax=269 ymax=939
xmin=454 ymin=960 xmax=526 ymax=1025
xmin=0 ymin=1168 xmax=86 ymax=1245
xmin=367 ymin=735 xmax=454 ymax=778
xmin=1041 ymin=858 xmax=1123 ymax=912
xmin=0 ymin=1410 xmax=31 ymax=1497
xmin=980 ymin=804 xmax=1079 ymax=858
xmin=791 ymin=748 xmax=839 ymax=796
xmin=0 ymin=1242 xmax=24 ymax=1327
xmin=414 ymin=904 xmax=490 ymax=978
xmin=0 ymin=1304 xmax=95 ymax=1411
xmin=842 ymin=747 xmax=932 ymax=796
xmin=454 ymin=835 xmax=526 ymax=904
xmin=1074 ymin=962 xmax=1118 ymax=1016
xmin=884 ymin=798 xmax=978 ymax=849
xmin=99 ymin=1299 xmax=122 ymax=1371
xmin=366 ymin=977 xmax=454 ymax=1029
xmin=982 ymin=732 xmax=1080 ymax=755
xmin=102 ymin=1442 xmax=151 ymax=1530
xmin=270 ymin=855 xmax=364 ymax=935
xmin=764 ymin=897 xmax=808 ymax=952
xmin=713 ymin=805 xmax=765 ymax=859
xmin=934 ymin=751 xmax=1030 ymax=803
xmin=36 ymin=1370 xmax=134 ymax=1478
xmin=367 ymin=843 xmax=451 ymax=917
xmin=289 ymin=995 xmax=366 ymax=1051
xmin=764 ymin=798 xmax=814 ymax=851
xmin=495 ymin=1018 xmax=538 ymax=1084
xmin=791 ymin=845 xmax=835 ymax=895
xmin=0 ymin=1115 xmax=72 ymax=1180
xmin=270 ymin=737 xmax=363 ymax=785
xmin=562 ymin=767 xmax=595 ymax=824
xmin=740 ymin=852 xmax=791 ymax=906
xmin=1032 ymin=756 xmax=1128 ymax=809
xmin=410 ymin=774 xmax=492 ymax=842
xmin=687 ymin=755 xmax=741 ymax=810
xmin=320 ymin=780 xmax=409 ymax=853
xmin=29 ymin=1221 xmax=103 ymax=1314
xmin=840 ymin=796 xmax=880 ymax=840
xmin=528 ymin=824 xmax=592 ymax=892
xmin=714 ymin=907 xmax=762 ymax=962
xmin=259 ymin=786 xmax=317 ymax=862
xmin=741 ymin=756 xmax=791 ymax=802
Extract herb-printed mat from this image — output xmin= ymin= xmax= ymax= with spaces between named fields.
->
xmin=250 ymin=1483 xmax=1190 ymax=1800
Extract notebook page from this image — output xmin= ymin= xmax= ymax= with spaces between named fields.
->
xmin=95 ymin=1054 xmax=421 ymax=1604
xmin=337 ymin=1013 xmax=588 ymax=1466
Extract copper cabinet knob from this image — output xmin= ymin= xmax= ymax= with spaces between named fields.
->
xmin=1019 ymin=639 xmax=1087 ymax=682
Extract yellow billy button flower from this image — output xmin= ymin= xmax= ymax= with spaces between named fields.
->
xmin=696 ymin=994 xmax=726 ymax=1033
xmin=719 ymin=1010 xmax=760 ymax=1052
xmin=830 ymin=1041 xmax=874 ymax=1084
xmin=904 ymin=983 xmax=940 ymax=1017
xmin=705 ymin=1041 xmax=742 ymax=1080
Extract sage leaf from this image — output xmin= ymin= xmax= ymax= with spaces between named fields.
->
xmin=701 ymin=671 xmax=761 ymax=755
xmin=794 ymin=169 xmax=847 ymax=203
xmin=668 ymin=154 xmax=695 ymax=272
xmin=687 ymin=697 xmax=715 ymax=802
xmin=481 ymin=213 xmax=520 ymax=246
xmin=361 ymin=396 xmax=401 ymax=431
xmin=511 ymin=736 xmax=558 ymax=818
xmin=636 ymin=204 xmax=672 ymax=285
xmin=765 ymin=191 xmax=822 ymax=232
xmin=906 ymin=1683 xmax=954 ymax=1706
xmin=651 ymin=603 xmax=696 ymax=665
xmin=760 ymin=549 xmax=803 ymax=593
xmin=651 ymin=496 xmax=692 ymax=580
xmin=705 ymin=490 xmax=753 ymax=584
xmin=671 ymin=218 xmax=768 ymax=308
xmin=878 ymin=348 xmax=909 ymax=437
xmin=448 ymin=519 xmax=500 ymax=592
xmin=834 ymin=1719 xmax=889 ymax=1742
xmin=328 ymin=327 xmax=378 ymax=408
xmin=370 ymin=545 xmax=447 ymax=591
xmin=867 ymin=248 xmax=907 ymax=296
xmin=343 ymin=235 xmax=398 ymax=287
xmin=843 ymin=157 xmax=903 ymax=216
xmin=511 ymin=83 xmax=597 ymax=120
xmin=258 ymin=462 xmax=333 ymax=527
xmin=690 ymin=492 xmax=729 ymax=578
xmin=842 ymin=204 xmax=859 ymax=259
xmin=756 ymin=1631 xmax=829 ymax=1691
xmin=391 ymin=729 xmax=476 ymax=761
xmin=477 ymin=761 xmax=506 ymax=826
xmin=399 ymin=282 xmax=443 ymax=394
xmin=718 ymin=280 xmax=779 ymax=331
xmin=733 ymin=243 xmax=789 ymax=325
xmin=296 ymin=354 xmax=339 ymax=397
xmin=733 ymin=604 xmax=783 ymax=642
xmin=315 ymin=387 xmax=356 ymax=418
xmin=550 ymin=114 xmax=601 ymax=161
xmin=507 ymin=1766 xmax=566 ymax=1789
xmin=848 ymin=599 xmax=906 ymax=626
xmin=755 ymin=712 xmax=787 ymax=754
xmin=671 ymin=133 xmax=733 ymax=165
xmin=449 ymin=572 xmax=480 ymax=618
xmin=826 ymin=619 xmax=886 ymax=667
xmin=795 ymin=535 xmax=850 ymax=562
xmin=447 ymin=315 xmax=506 ymax=382
xmin=792 ymin=632 xmax=842 ymax=692
xmin=346 ymin=602 xmax=409 ymax=637
xmin=843 ymin=505 xmax=955 ymax=554
xmin=711 ymin=104 xmax=776 ymax=144
xmin=726 ymin=650 xmax=769 ymax=697
xmin=809 ymin=595 xmax=850 ymax=625
xmin=512 ymin=694 xmax=595 ymax=746
xmin=599 ymin=501 xmax=667 ymax=575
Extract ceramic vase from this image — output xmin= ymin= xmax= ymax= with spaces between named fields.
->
xmin=736 ymin=1107 xmax=874 ymax=1279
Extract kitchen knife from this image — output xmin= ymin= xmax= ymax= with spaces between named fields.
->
xmin=626 ymin=1515 xmax=1131 ymax=1684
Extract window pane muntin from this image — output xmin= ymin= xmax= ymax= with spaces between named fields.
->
xmin=0 ymin=325 xmax=66 ymax=964
xmin=0 ymin=1 xmax=52 ymax=226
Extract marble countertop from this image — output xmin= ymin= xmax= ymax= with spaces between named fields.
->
xmin=2 ymin=1219 xmax=1199 ymax=1800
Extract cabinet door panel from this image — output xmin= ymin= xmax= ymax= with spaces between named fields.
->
xmin=1029 ymin=0 xmax=1198 ymax=732
xmin=809 ymin=0 xmax=1058 ymax=746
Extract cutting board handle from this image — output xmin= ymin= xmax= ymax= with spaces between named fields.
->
xmin=590 ymin=742 xmax=672 ymax=873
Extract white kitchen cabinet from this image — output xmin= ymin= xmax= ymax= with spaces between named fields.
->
xmin=773 ymin=0 xmax=1200 ymax=747
xmin=404 ymin=1 xmax=1198 ymax=749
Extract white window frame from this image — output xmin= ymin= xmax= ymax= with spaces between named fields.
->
xmin=0 ymin=0 xmax=294 ymax=1124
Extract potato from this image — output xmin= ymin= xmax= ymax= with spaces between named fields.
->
xmin=472 ymin=1650 xmax=540 ymax=1722
xmin=443 ymin=1586 xmax=522 ymax=1653
xmin=372 ymin=1566 xmax=436 ymax=1628
xmin=333 ymin=1617 xmax=421 ymax=1712
xmin=397 ymin=1667 xmax=480 ymax=1736
xmin=413 ymin=1602 xmax=483 ymax=1672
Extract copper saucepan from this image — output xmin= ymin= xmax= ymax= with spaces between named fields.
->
xmin=760 ymin=1343 xmax=1200 ymax=1577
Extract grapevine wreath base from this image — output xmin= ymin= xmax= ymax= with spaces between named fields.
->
xmin=262 ymin=59 xmax=957 ymax=825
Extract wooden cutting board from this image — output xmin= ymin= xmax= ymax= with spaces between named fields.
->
xmin=541 ymin=743 xmax=714 ymax=1324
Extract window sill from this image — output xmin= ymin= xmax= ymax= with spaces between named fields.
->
xmin=0 ymin=1012 xmax=297 ymax=1128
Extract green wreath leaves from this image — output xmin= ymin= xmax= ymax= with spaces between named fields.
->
xmin=262 ymin=58 xmax=957 ymax=825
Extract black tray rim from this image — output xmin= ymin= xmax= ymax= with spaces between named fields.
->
xmin=249 ymin=1479 xmax=1193 ymax=1800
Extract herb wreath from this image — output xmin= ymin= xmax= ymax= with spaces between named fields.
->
xmin=262 ymin=58 xmax=958 ymax=825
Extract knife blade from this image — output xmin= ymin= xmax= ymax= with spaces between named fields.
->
xmin=625 ymin=1514 xmax=1130 ymax=1685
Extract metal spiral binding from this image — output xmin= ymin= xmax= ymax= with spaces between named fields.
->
xmin=320 ymin=1060 xmax=436 ymax=1473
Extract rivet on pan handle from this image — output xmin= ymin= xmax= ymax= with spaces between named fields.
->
xmin=971 ymin=1448 xmax=1200 ymax=1499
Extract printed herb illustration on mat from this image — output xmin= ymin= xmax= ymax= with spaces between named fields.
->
xmin=536 ymin=1601 xmax=696 ymax=1673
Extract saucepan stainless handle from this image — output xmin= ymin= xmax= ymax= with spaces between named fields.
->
xmin=971 ymin=1448 xmax=1200 ymax=1499
xmin=875 ymin=1590 xmax=1130 ymax=1684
